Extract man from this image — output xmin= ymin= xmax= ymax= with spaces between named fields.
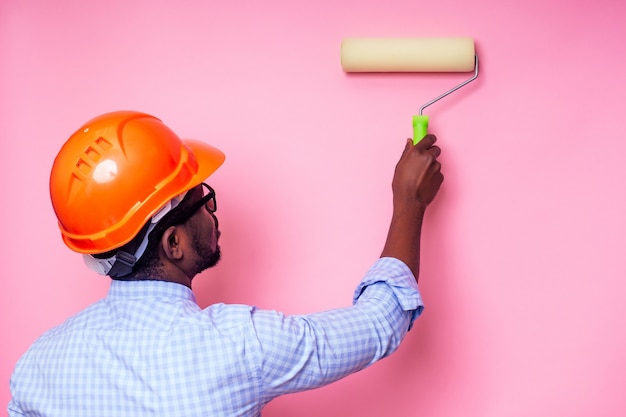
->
xmin=9 ymin=110 xmax=443 ymax=416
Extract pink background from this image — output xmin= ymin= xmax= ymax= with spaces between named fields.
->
xmin=2 ymin=1 xmax=625 ymax=416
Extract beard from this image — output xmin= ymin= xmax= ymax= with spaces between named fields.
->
xmin=190 ymin=226 xmax=221 ymax=275
xmin=197 ymin=244 xmax=221 ymax=273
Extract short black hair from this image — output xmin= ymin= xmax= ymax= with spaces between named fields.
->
xmin=96 ymin=186 xmax=202 ymax=280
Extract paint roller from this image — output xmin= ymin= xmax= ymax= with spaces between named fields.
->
xmin=341 ymin=37 xmax=479 ymax=144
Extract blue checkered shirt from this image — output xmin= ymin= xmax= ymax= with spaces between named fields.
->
xmin=9 ymin=257 xmax=423 ymax=416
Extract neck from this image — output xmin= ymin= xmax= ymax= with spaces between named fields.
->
xmin=122 ymin=265 xmax=193 ymax=288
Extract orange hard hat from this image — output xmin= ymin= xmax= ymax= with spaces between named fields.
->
xmin=50 ymin=110 xmax=225 ymax=254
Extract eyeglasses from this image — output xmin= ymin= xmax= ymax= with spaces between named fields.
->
xmin=148 ymin=182 xmax=217 ymax=239
xmin=178 ymin=183 xmax=217 ymax=221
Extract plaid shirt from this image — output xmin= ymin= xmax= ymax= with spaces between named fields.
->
xmin=9 ymin=257 xmax=423 ymax=416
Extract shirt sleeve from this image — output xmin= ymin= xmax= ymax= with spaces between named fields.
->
xmin=353 ymin=256 xmax=424 ymax=328
xmin=8 ymin=398 xmax=25 ymax=416
xmin=8 ymin=367 xmax=26 ymax=416
xmin=249 ymin=257 xmax=424 ymax=403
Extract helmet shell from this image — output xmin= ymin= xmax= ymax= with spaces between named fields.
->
xmin=50 ymin=111 xmax=225 ymax=254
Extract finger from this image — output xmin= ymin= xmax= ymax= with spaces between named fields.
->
xmin=429 ymin=145 xmax=442 ymax=159
xmin=415 ymin=134 xmax=437 ymax=150
xmin=426 ymin=161 xmax=444 ymax=185
xmin=401 ymin=138 xmax=412 ymax=155
xmin=429 ymin=160 xmax=442 ymax=174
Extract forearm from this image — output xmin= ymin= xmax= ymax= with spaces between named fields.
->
xmin=380 ymin=201 xmax=425 ymax=281
xmin=381 ymin=136 xmax=442 ymax=281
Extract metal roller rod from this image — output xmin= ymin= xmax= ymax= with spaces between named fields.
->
xmin=419 ymin=55 xmax=479 ymax=115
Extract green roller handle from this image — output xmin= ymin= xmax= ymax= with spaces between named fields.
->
xmin=412 ymin=115 xmax=429 ymax=145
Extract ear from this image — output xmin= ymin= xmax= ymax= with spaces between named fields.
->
xmin=160 ymin=226 xmax=184 ymax=261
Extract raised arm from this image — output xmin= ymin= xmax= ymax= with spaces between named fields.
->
xmin=381 ymin=135 xmax=444 ymax=281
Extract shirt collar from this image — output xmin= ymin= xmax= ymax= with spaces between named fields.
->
xmin=107 ymin=279 xmax=197 ymax=304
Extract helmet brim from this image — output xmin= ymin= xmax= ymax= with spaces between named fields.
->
xmin=184 ymin=139 xmax=226 ymax=189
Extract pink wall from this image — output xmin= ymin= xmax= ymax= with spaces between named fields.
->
xmin=2 ymin=0 xmax=625 ymax=415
